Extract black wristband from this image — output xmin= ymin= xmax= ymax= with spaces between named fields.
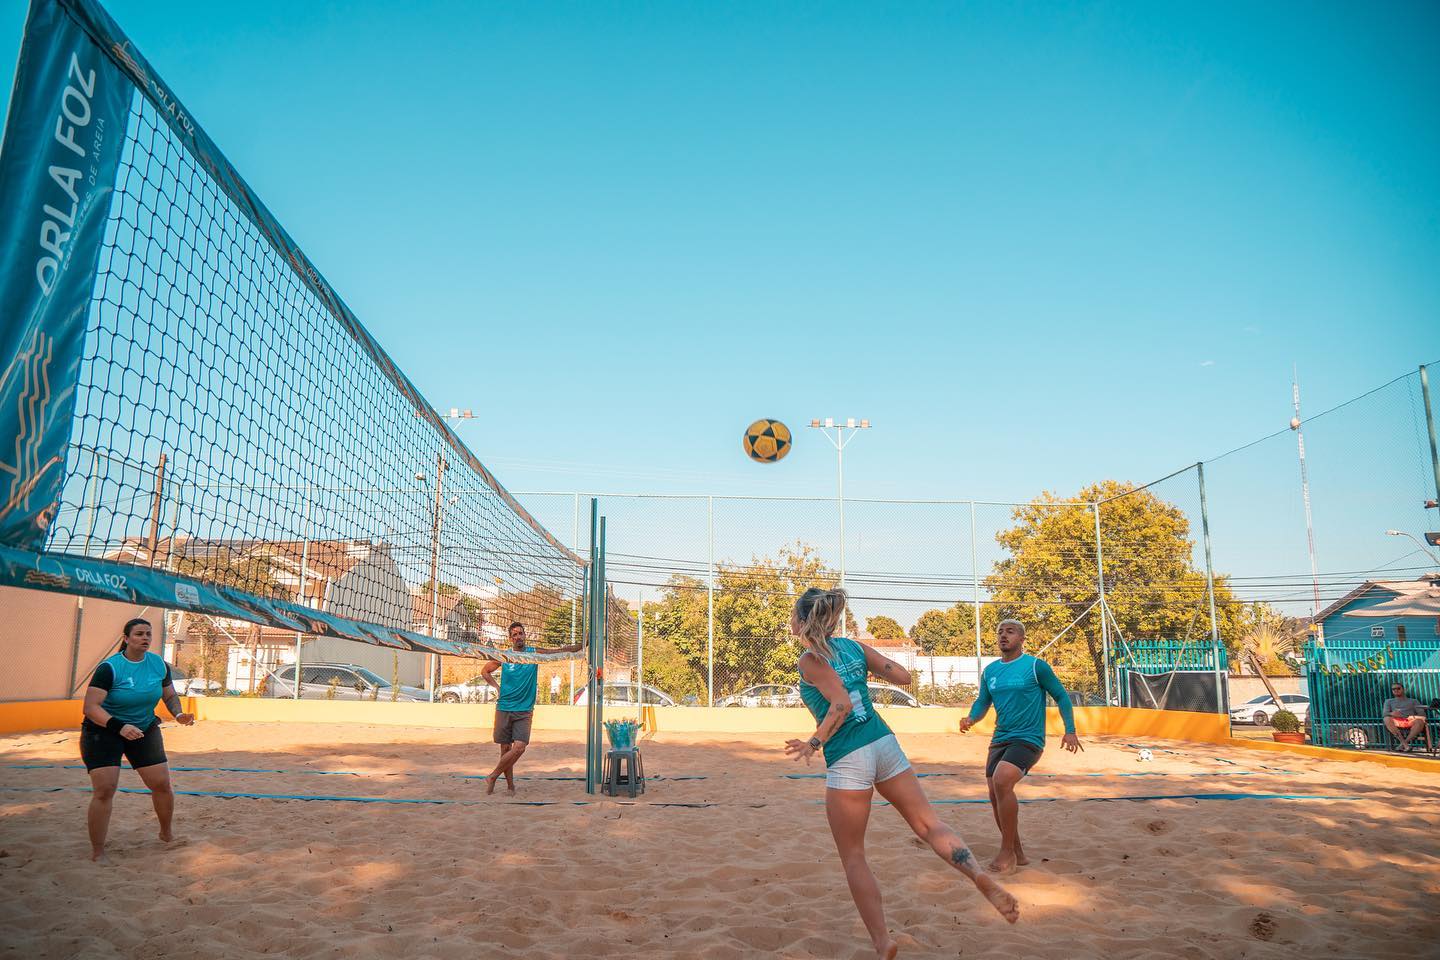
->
xmin=105 ymin=717 xmax=127 ymax=734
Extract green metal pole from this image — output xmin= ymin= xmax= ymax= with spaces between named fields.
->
xmin=585 ymin=498 xmax=599 ymax=794
xmin=1093 ymin=501 xmax=1111 ymax=706
xmin=1421 ymin=365 xmax=1440 ymax=506
xmin=1196 ymin=463 xmax=1226 ymax=719
xmin=595 ymin=515 xmax=607 ymax=792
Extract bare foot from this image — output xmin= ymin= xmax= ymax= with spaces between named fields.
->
xmin=159 ymin=828 xmax=174 ymax=843
xmin=484 ymin=774 xmax=499 ymax=795
xmin=875 ymin=939 xmax=898 ymax=960
xmin=987 ymin=852 xmax=1017 ymax=875
xmin=90 ymin=848 xmax=107 ymax=863
xmin=1014 ymin=849 xmax=1030 ymax=866
xmin=975 ymin=873 xmax=1019 ymax=924
xmin=506 ymin=785 xmax=516 ymax=796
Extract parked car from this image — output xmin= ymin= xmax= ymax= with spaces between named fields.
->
xmin=434 ymin=675 xmax=498 ymax=704
xmin=1229 ymin=693 xmax=1310 ymax=726
xmin=716 ymin=684 xmax=802 ymax=708
xmin=168 ymin=665 xmax=222 ymax=697
xmin=573 ymin=682 xmax=678 ymax=707
xmin=266 ymin=663 xmax=429 ymax=701
xmin=867 ymin=683 xmax=935 ymax=708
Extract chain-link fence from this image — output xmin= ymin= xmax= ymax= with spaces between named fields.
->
xmin=6 ymin=364 xmax=1435 ymax=713
xmin=515 ymin=363 xmax=1440 ymax=712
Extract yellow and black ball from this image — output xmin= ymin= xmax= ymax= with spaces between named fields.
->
xmin=743 ymin=418 xmax=792 ymax=463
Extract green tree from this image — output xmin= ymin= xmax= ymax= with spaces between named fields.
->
xmin=909 ymin=603 xmax=1002 ymax=656
xmin=865 ymin=615 xmax=906 ymax=641
xmin=986 ymin=480 xmax=1243 ymax=691
xmin=645 ymin=542 xmax=843 ymax=700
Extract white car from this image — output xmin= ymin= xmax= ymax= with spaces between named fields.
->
xmin=573 ymin=682 xmax=678 ymax=707
xmin=867 ymin=683 xmax=935 ymax=708
xmin=168 ymin=666 xmax=221 ymax=696
xmin=1230 ymin=693 xmax=1310 ymax=726
xmin=716 ymin=684 xmax=803 ymax=708
xmin=434 ymin=675 xmax=498 ymax=704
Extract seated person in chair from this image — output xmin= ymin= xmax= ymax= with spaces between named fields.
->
xmin=1382 ymin=682 xmax=1428 ymax=752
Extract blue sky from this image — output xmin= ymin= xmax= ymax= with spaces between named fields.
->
xmin=3 ymin=1 xmax=1437 ymax=593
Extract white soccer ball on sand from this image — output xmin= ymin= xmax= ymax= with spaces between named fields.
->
xmin=1137 ymin=749 xmax=1153 ymax=762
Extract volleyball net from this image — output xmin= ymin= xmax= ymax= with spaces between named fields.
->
xmin=0 ymin=0 xmax=586 ymax=669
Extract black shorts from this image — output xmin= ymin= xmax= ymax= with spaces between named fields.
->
xmin=493 ymin=710 xmax=534 ymax=745
xmin=80 ymin=719 xmax=168 ymax=772
xmin=986 ymin=740 xmax=1043 ymax=779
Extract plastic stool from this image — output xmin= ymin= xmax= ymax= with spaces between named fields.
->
xmin=602 ymin=747 xmax=645 ymax=797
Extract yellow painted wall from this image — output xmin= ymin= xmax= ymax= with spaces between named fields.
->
xmin=0 ymin=699 xmax=85 ymax=735
xmin=0 ymin=698 xmax=1228 ymax=745
xmin=1228 ymin=736 xmax=1440 ymax=774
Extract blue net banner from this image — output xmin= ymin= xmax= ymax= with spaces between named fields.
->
xmin=0 ymin=0 xmax=129 ymax=548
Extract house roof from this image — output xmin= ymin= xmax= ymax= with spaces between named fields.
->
xmin=1314 ymin=575 xmax=1440 ymax=623
xmin=410 ymin=590 xmax=472 ymax=626
xmin=108 ymin=536 xmax=393 ymax=602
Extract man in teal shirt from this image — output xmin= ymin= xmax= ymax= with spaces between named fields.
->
xmin=959 ymin=619 xmax=1083 ymax=873
xmin=481 ymin=621 xmax=582 ymax=795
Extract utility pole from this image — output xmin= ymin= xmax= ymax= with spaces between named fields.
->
xmin=1290 ymin=369 xmax=1321 ymax=619
xmin=146 ymin=453 xmax=167 ymax=567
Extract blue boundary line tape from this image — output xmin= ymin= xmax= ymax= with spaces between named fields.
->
xmin=0 ymin=763 xmax=704 ymax=782
xmin=0 ymin=785 xmax=733 ymax=807
xmin=783 ymin=770 xmax=1292 ymax=779
xmin=0 ymin=785 xmax=1365 ymax=807
xmin=883 ymin=792 xmax=1365 ymax=805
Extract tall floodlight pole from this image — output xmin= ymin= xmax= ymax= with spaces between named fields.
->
xmin=1290 ymin=369 xmax=1321 ymax=620
xmin=1386 ymin=529 xmax=1440 ymax=566
xmin=808 ymin=418 xmax=871 ymax=588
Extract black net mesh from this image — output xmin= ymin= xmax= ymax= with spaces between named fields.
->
xmin=39 ymin=76 xmax=583 ymax=655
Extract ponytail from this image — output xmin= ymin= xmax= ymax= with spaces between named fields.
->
xmin=794 ymin=587 xmax=847 ymax=659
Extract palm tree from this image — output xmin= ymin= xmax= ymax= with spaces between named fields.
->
xmin=1238 ymin=604 xmax=1303 ymax=676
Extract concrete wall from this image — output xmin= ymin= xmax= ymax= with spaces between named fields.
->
xmin=0 ymin=586 xmax=160 ymax=701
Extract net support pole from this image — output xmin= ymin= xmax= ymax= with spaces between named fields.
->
xmin=970 ymin=500 xmax=981 ymax=686
xmin=1093 ymin=501 xmax=1111 ymax=706
xmin=1196 ymin=462 xmax=1226 ymax=717
xmin=636 ymin=588 xmax=644 ymax=714
xmin=1421 ymin=364 xmax=1440 ymax=506
xmin=585 ymin=498 xmax=600 ymax=794
xmin=707 ymin=495 xmax=715 ymax=706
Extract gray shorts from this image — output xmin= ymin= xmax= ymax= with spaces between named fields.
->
xmin=493 ymin=710 xmax=534 ymax=745
xmin=826 ymin=734 xmax=911 ymax=790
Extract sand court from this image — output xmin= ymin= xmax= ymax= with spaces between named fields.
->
xmin=2 ymin=722 xmax=1438 ymax=959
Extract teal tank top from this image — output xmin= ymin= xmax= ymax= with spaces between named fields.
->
xmin=798 ymin=637 xmax=892 ymax=765
xmin=94 ymin=651 xmax=170 ymax=728
xmin=497 ymin=647 xmax=539 ymax=712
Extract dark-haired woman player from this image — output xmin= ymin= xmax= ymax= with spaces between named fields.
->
xmin=81 ymin=617 xmax=194 ymax=861
xmin=785 ymin=588 xmax=1018 ymax=959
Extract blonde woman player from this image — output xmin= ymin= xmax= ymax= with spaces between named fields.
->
xmin=784 ymin=588 xmax=1018 ymax=958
